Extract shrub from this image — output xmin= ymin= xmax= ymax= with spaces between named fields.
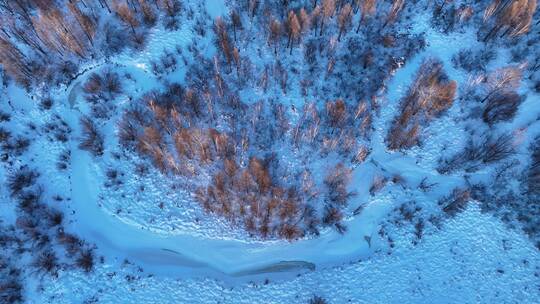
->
xmin=482 ymin=92 xmax=522 ymax=125
xmin=439 ymin=188 xmax=470 ymax=216
xmin=309 ymin=296 xmax=328 ymax=304
xmin=33 ymin=250 xmax=59 ymax=277
xmin=322 ymin=206 xmax=347 ymax=234
xmin=57 ymin=232 xmax=83 ymax=257
xmin=78 ymin=117 xmax=104 ymax=157
xmin=0 ymin=278 xmax=23 ymax=304
xmin=17 ymin=190 xmax=42 ymax=213
xmin=324 ymin=163 xmax=353 ymax=206
xmin=527 ymin=138 xmax=540 ymax=197
xmin=7 ymin=168 xmax=39 ymax=197
xmin=481 ymin=133 xmax=515 ymax=164
xmin=387 ymin=58 xmax=456 ymax=150
xmin=83 ymin=70 xmax=122 ymax=103
xmin=47 ymin=209 xmax=63 ymax=227
xmin=439 ymin=133 xmax=515 ymax=173
xmin=76 ymin=249 xmax=95 ymax=273
xmin=9 ymin=137 xmax=30 ymax=156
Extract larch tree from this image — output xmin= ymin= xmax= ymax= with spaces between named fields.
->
xmin=230 ymin=9 xmax=242 ymax=42
xmin=356 ymin=0 xmax=376 ymax=33
xmin=286 ymin=10 xmax=301 ymax=54
xmin=214 ymin=17 xmax=233 ymax=67
xmin=0 ymin=36 xmax=33 ymax=87
xmin=249 ymin=0 xmax=260 ymax=20
xmin=299 ymin=8 xmax=311 ymax=36
xmin=480 ymin=65 xmax=523 ymax=103
xmin=311 ymin=5 xmax=322 ymax=35
xmin=68 ymin=2 xmax=97 ymax=47
xmin=269 ymin=18 xmax=281 ymax=55
xmin=383 ymin=0 xmax=405 ymax=28
xmin=320 ymin=0 xmax=335 ymax=36
xmin=232 ymin=46 xmax=241 ymax=75
xmin=337 ymin=3 xmax=352 ymax=41
xmin=483 ymin=0 xmax=537 ymax=40
xmin=113 ymin=0 xmax=139 ymax=35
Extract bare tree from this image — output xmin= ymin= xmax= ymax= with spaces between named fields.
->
xmin=68 ymin=2 xmax=97 ymax=46
xmin=269 ymin=18 xmax=281 ymax=55
xmin=480 ymin=65 xmax=522 ymax=103
xmin=79 ymin=116 xmax=104 ymax=157
xmin=113 ymin=0 xmax=139 ymax=35
xmin=286 ymin=11 xmax=301 ymax=53
xmin=249 ymin=0 xmax=260 ymax=20
xmin=320 ymin=0 xmax=335 ymax=36
xmin=483 ymin=0 xmax=537 ymax=40
xmin=387 ymin=58 xmax=457 ymax=150
xmin=383 ymin=0 xmax=405 ymax=28
xmin=299 ymin=8 xmax=311 ymax=35
xmin=337 ymin=3 xmax=352 ymax=41
xmin=311 ymin=5 xmax=322 ymax=34
xmin=214 ymin=17 xmax=233 ymax=66
xmin=483 ymin=91 xmax=523 ymax=125
xmin=356 ymin=0 xmax=376 ymax=33
xmin=230 ymin=10 xmax=242 ymax=41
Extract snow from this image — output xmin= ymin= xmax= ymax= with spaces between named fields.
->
xmin=32 ymin=0 xmax=533 ymax=276
xmin=205 ymin=0 xmax=228 ymax=18
xmin=51 ymin=7 xmax=535 ymax=284
xmin=36 ymin=205 xmax=540 ymax=303
xmin=1 ymin=0 xmax=539 ymax=302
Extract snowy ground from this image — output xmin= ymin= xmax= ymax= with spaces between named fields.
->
xmin=35 ymin=205 xmax=540 ymax=303
xmin=1 ymin=0 xmax=539 ymax=303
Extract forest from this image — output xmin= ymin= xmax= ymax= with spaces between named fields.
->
xmin=0 ymin=0 xmax=539 ymax=303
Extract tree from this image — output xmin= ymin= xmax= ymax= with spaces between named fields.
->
xmin=356 ymin=0 xmax=376 ymax=33
xmin=483 ymin=0 xmax=537 ymax=40
xmin=249 ymin=0 xmax=260 ymax=20
xmin=383 ymin=0 xmax=405 ymax=28
xmin=286 ymin=11 xmax=301 ymax=53
xmin=139 ymin=0 xmax=157 ymax=26
xmin=387 ymin=58 xmax=457 ymax=150
xmin=269 ymin=18 xmax=281 ymax=55
xmin=311 ymin=5 xmax=322 ymax=34
xmin=113 ymin=0 xmax=139 ymax=35
xmin=230 ymin=10 xmax=242 ymax=41
xmin=324 ymin=163 xmax=353 ymax=206
xmin=483 ymin=91 xmax=522 ymax=125
xmin=214 ymin=17 xmax=233 ymax=66
xmin=299 ymin=8 xmax=311 ymax=35
xmin=337 ymin=3 xmax=352 ymax=41
xmin=232 ymin=47 xmax=241 ymax=75
xmin=68 ymin=2 xmax=97 ymax=46
xmin=480 ymin=65 xmax=522 ymax=103
xmin=320 ymin=0 xmax=335 ymax=36
xmin=326 ymin=99 xmax=347 ymax=128
xmin=79 ymin=116 xmax=104 ymax=157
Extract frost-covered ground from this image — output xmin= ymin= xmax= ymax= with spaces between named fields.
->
xmin=1 ymin=0 xmax=540 ymax=303
xmin=34 ymin=205 xmax=540 ymax=303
